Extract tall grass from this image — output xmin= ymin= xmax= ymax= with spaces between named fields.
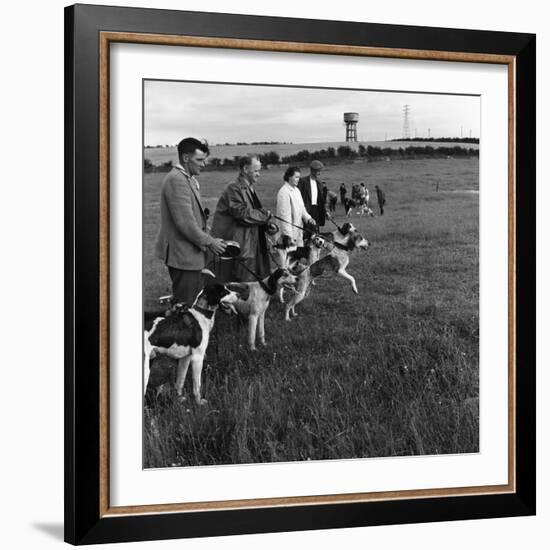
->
xmin=143 ymin=157 xmax=479 ymax=467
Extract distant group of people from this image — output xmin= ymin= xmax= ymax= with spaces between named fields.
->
xmin=337 ymin=181 xmax=386 ymax=215
xmin=154 ymin=136 xmax=386 ymax=304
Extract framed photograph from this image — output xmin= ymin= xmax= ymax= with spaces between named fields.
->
xmin=65 ymin=4 xmax=536 ymax=545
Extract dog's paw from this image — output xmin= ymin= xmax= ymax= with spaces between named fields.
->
xmin=198 ymin=398 xmax=208 ymax=406
xmin=352 ymin=287 xmax=359 ymax=294
xmin=177 ymin=394 xmax=188 ymax=404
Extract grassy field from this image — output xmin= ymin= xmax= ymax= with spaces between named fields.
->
xmin=143 ymin=157 xmax=479 ymax=468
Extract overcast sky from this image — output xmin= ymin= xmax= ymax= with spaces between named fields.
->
xmin=144 ymin=80 xmax=480 ymax=146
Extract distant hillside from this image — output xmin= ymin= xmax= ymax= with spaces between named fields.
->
xmin=391 ymin=137 xmax=479 ymax=144
xmin=144 ymin=140 xmax=479 ymax=165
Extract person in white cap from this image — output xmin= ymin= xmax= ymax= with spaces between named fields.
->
xmin=298 ymin=159 xmax=326 ymax=228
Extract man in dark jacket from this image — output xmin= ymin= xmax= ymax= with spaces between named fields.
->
xmin=375 ymin=184 xmax=386 ymax=215
xmin=210 ymin=155 xmax=274 ymax=282
xmin=298 ymin=159 xmax=326 ymax=228
xmin=339 ymin=182 xmax=347 ymax=207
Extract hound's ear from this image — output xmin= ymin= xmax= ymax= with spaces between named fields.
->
xmin=346 ymin=235 xmax=357 ymax=252
xmin=202 ymin=283 xmax=223 ymax=305
xmin=226 ymin=282 xmax=249 ymax=300
xmin=340 ymin=222 xmax=351 ymax=235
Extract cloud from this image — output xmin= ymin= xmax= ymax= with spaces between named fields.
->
xmin=144 ymin=80 xmax=480 ymax=145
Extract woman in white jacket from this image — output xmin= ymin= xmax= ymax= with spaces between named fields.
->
xmin=276 ymin=166 xmax=316 ymax=247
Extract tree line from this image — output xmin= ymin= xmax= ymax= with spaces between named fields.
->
xmin=390 ymin=137 xmax=479 ymax=144
xmin=144 ymin=144 xmax=479 ymax=173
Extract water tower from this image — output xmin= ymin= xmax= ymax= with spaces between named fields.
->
xmin=343 ymin=112 xmax=359 ymax=142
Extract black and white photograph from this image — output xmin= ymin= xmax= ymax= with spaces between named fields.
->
xmin=54 ymin=1 xmax=541 ymax=546
xmin=142 ymin=80 xmax=480 ymax=469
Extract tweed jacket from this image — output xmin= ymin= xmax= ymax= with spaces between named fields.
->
xmin=210 ymin=174 xmax=270 ymax=259
xmin=298 ymin=175 xmax=326 ymax=226
xmin=154 ymin=167 xmax=214 ymax=270
xmin=276 ymin=182 xmax=312 ymax=247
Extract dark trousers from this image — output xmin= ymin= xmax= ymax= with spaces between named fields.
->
xmin=308 ymin=204 xmax=320 ymax=225
xmin=167 ymin=267 xmax=204 ymax=305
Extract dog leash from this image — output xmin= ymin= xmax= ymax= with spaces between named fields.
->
xmin=271 ymin=213 xmax=348 ymax=240
xmin=325 ymin=212 xmax=344 ymax=233
xmin=271 ymin=214 xmax=307 ymax=232
xmin=265 ymin=236 xmax=286 ymax=265
xmin=232 ymin=257 xmax=272 ymax=294
xmin=266 ymin=237 xmax=281 ymax=265
xmin=213 ymin=242 xmax=274 ymax=294
xmin=332 ymin=241 xmax=352 ymax=251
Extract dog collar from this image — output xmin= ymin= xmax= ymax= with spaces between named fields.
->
xmin=333 ymin=241 xmax=352 ymax=251
xmin=261 ymin=280 xmax=276 ymax=295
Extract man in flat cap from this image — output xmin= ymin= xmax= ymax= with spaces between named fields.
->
xmin=298 ymin=159 xmax=326 ymax=229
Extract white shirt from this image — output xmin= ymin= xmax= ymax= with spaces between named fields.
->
xmin=310 ymin=177 xmax=318 ymax=205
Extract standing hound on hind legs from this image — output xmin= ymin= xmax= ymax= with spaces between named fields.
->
xmin=269 ymin=233 xmax=297 ymax=270
xmin=281 ymin=234 xmax=327 ymax=303
xmin=284 ymin=223 xmax=369 ymax=320
xmin=314 ymin=223 xmax=369 ymax=294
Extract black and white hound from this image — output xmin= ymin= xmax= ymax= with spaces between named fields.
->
xmin=270 ymin=233 xmax=297 ymax=270
xmin=228 ymin=268 xmax=297 ymax=350
xmin=143 ymin=283 xmax=240 ymax=405
xmin=311 ymin=226 xmax=369 ymax=293
xmin=280 ymin=234 xmax=327 ymax=305
xmin=285 ymin=223 xmax=369 ymax=319
xmin=344 ymin=198 xmax=375 ymax=217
